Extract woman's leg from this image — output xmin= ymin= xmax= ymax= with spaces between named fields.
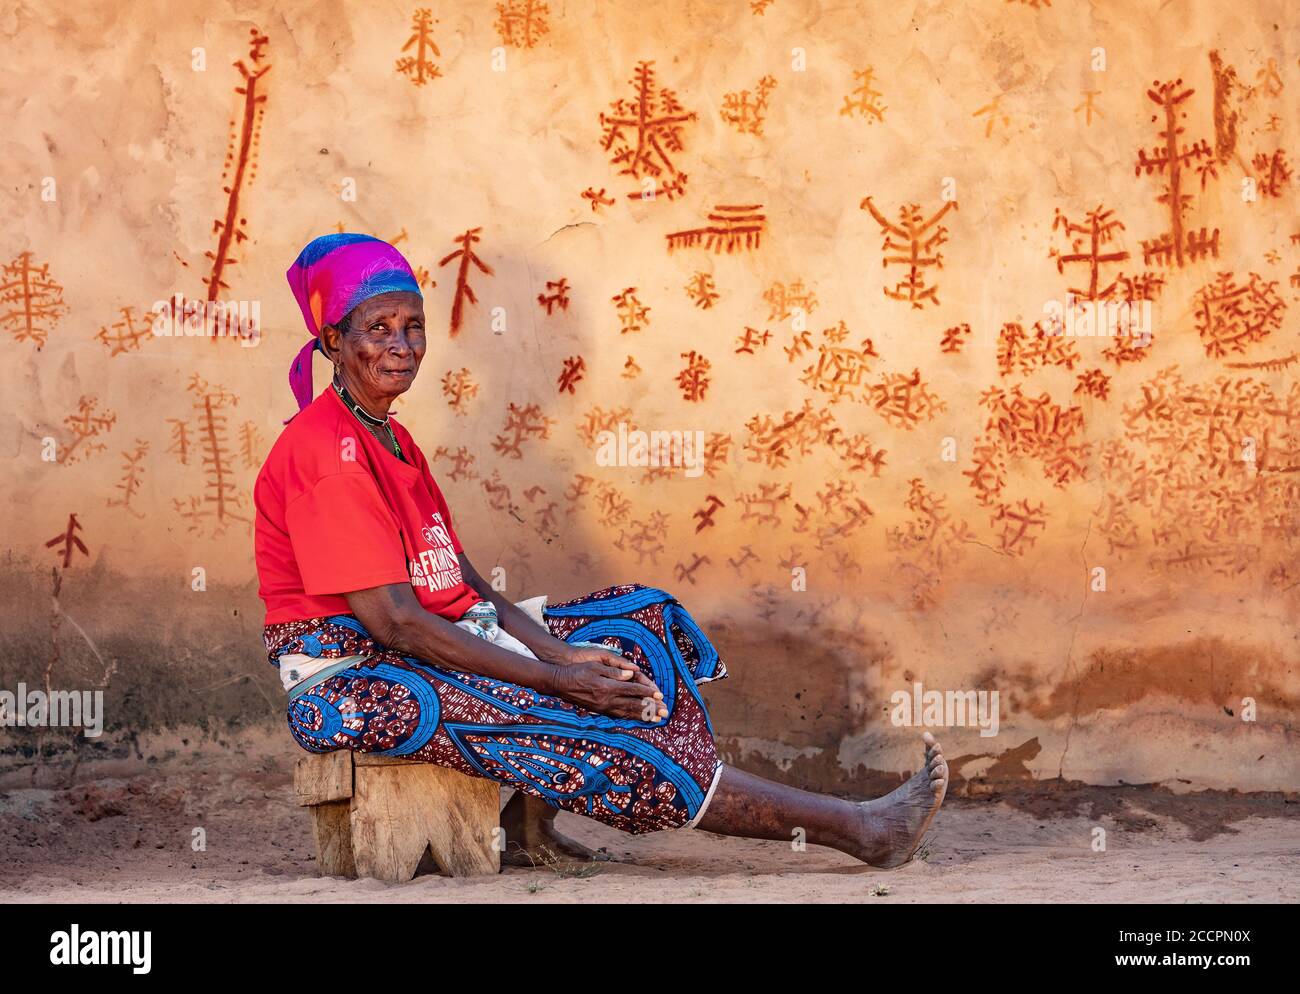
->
xmin=694 ymin=732 xmax=948 ymax=867
xmin=502 ymin=732 xmax=948 ymax=868
xmin=499 ymin=790 xmax=614 ymax=864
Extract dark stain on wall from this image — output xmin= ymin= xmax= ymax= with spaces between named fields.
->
xmin=1028 ymin=637 xmax=1300 ymax=721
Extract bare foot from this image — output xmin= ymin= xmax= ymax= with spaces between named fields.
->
xmin=853 ymin=732 xmax=948 ymax=868
xmin=499 ymin=790 xmax=613 ymax=867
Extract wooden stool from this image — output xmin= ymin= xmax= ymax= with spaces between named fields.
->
xmin=294 ymin=751 xmax=501 ymax=881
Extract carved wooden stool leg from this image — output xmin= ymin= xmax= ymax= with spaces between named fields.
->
xmin=294 ymin=751 xmax=501 ymax=881
xmin=351 ymin=755 xmax=501 ymax=880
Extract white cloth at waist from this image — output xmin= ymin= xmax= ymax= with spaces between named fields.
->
xmin=279 ymin=595 xmax=549 ymax=695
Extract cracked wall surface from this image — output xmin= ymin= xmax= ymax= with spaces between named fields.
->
xmin=1 ymin=0 xmax=1298 ymax=792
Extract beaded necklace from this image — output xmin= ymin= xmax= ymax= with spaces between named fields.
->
xmin=333 ymin=376 xmax=403 ymax=461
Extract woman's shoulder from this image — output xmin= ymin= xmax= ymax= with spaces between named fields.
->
xmin=259 ymin=390 xmax=373 ymax=487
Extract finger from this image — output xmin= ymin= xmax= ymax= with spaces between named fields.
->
xmin=606 ymin=677 xmax=656 ymax=700
xmin=600 ymin=661 xmax=636 ymax=680
xmin=624 ymin=690 xmax=668 ymax=720
xmin=594 ymin=694 xmax=645 ymax=721
xmin=593 ymin=675 xmax=654 ymax=701
xmin=626 ymin=697 xmax=667 ymax=721
xmin=626 ymin=670 xmax=662 ymax=698
xmin=600 ymin=662 xmax=658 ymax=697
xmin=595 ymin=682 xmax=667 ymax=719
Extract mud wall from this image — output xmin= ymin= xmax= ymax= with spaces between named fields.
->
xmin=2 ymin=0 xmax=1297 ymax=792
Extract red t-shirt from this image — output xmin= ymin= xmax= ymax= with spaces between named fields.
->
xmin=253 ymin=388 xmax=482 ymax=625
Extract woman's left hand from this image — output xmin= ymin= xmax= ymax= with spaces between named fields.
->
xmin=551 ymin=644 xmax=664 ymax=706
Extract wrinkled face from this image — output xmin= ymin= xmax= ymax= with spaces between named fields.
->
xmin=322 ymin=290 xmax=425 ymax=401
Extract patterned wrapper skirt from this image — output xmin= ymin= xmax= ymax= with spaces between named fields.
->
xmin=264 ymin=584 xmax=728 ymax=834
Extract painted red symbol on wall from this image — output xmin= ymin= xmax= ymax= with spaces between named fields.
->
xmin=537 ymin=278 xmax=570 ymax=314
xmin=600 ymin=61 xmax=697 ymax=200
xmin=996 ymin=321 xmax=1081 ymax=377
xmin=721 ymin=75 xmax=777 ymax=136
xmin=940 ymin=323 xmax=971 ymax=353
xmin=612 ymin=286 xmax=650 ymax=333
xmin=46 ymin=514 xmax=88 ymax=568
xmin=238 ymin=422 xmax=264 ymax=469
xmin=494 ymin=0 xmax=551 ymax=49
xmin=673 ymin=554 xmax=711 ymax=585
xmin=172 ymin=374 xmax=248 ymax=535
xmin=764 ymin=279 xmax=818 ymax=321
xmin=492 ymin=402 xmax=555 ymax=458
xmin=438 ymin=228 xmax=494 ymax=336
xmin=481 ymin=470 xmax=521 ymax=519
xmin=727 ymin=545 xmax=759 ymax=574
xmin=1 ymin=251 xmax=69 ymax=347
xmin=205 ymin=28 xmax=270 ymax=315
xmin=166 ymin=419 xmax=190 ymax=465
xmin=581 ymin=187 xmax=616 ymax=213
xmin=557 ymin=355 xmax=586 ymax=394
xmin=677 ymin=351 xmax=711 ymax=401
xmin=840 ymin=67 xmax=886 ymax=122
xmin=396 ymin=9 xmax=442 ymax=85
xmin=735 ymin=327 xmax=772 ymax=354
xmin=684 ymin=272 xmax=719 ymax=309
xmin=666 ymin=205 xmax=766 ymax=255
xmin=1074 ymin=368 xmax=1112 ymax=401
xmin=1250 ymin=150 xmax=1292 ymax=198
xmin=887 ymin=478 xmax=974 ymax=608
xmin=1050 ymin=205 xmax=1161 ymax=302
xmin=576 ymin=405 xmax=635 ymax=448
xmin=860 ymin=196 xmax=957 ymax=308
xmin=800 ymin=325 xmax=879 ymax=402
xmin=58 ymin=396 xmax=117 ymax=465
xmin=991 ymin=499 xmax=1049 ymax=556
xmin=594 ymin=481 xmax=632 ymax=527
xmin=107 ymin=440 xmax=150 ymax=517
xmin=692 ymin=495 xmax=725 ymax=533
xmin=95 ymin=305 xmax=153 ymax=356
xmin=868 ymin=368 xmax=946 ymax=429
xmin=1193 ymin=272 xmax=1285 ymax=358
xmin=744 ymin=400 xmax=833 ymax=468
xmin=736 ymin=482 xmax=792 ymax=526
xmin=784 ymin=330 xmax=812 ymax=362
xmin=703 ymin=433 xmax=732 ymax=477
xmin=615 ymin=512 xmax=669 ymax=565
xmin=431 ymin=445 xmax=480 ymax=482
xmin=1135 ymin=79 xmax=1220 ymax=267
xmin=441 ymin=368 xmax=480 ymax=415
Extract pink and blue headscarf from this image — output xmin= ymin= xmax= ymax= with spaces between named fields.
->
xmin=285 ymin=233 xmax=422 ymax=412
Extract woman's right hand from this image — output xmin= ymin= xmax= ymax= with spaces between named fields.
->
xmin=547 ymin=656 xmax=667 ymax=722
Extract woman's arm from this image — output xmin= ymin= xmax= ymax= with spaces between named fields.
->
xmin=343 ymin=581 xmax=660 ymax=721
xmin=457 ymin=553 xmax=668 ymax=721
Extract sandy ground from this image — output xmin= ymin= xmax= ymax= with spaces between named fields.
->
xmin=2 ymin=747 xmax=1297 ymax=903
